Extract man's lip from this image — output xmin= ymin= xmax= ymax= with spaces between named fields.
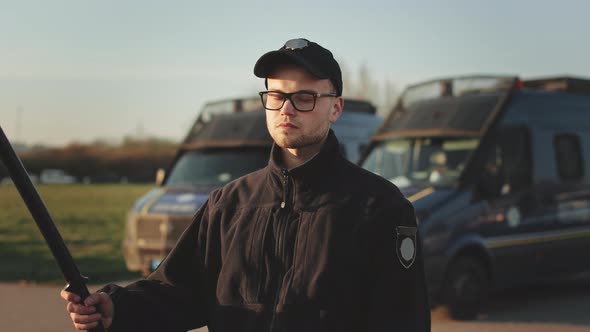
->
xmin=278 ymin=123 xmax=298 ymax=128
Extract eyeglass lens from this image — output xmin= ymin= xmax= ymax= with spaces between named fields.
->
xmin=262 ymin=92 xmax=316 ymax=112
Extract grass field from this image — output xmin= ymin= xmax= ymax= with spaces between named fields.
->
xmin=0 ymin=183 xmax=153 ymax=284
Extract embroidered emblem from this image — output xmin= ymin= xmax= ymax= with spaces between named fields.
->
xmin=396 ymin=226 xmax=417 ymax=269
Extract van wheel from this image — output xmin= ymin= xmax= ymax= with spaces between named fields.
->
xmin=443 ymin=256 xmax=488 ymax=320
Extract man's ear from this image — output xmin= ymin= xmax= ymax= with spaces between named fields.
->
xmin=329 ymin=97 xmax=344 ymax=123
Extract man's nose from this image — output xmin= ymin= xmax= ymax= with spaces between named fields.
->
xmin=280 ymin=98 xmax=297 ymax=116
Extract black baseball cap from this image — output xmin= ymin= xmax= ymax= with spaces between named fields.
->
xmin=254 ymin=38 xmax=343 ymax=96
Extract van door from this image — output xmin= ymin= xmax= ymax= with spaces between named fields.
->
xmin=475 ymin=126 xmax=541 ymax=288
xmin=535 ymin=131 xmax=590 ymax=276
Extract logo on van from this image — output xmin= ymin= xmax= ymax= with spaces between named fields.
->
xmin=396 ymin=226 xmax=417 ymax=269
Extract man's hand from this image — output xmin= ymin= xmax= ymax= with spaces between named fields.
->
xmin=61 ymin=290 xmax=114 ymax=330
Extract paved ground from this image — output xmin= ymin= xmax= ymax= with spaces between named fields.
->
xmin=2 ymin=277 xmax=589 ymax=332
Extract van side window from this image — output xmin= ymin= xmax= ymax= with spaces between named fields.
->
xmin=501 ymin=127 xmax=532 ymax=193
xmin=554 ymin=134 xmax=584 ymax=181
xmin=477 ymin=127 xmax=532 ymax=199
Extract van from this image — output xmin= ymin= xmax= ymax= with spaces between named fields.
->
xmin=123 ymin=96 xmax=382 ymax=275
xmin=360 ymin=75 xmax=590 ymax=319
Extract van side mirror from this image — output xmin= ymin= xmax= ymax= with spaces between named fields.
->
xmin=155 ymin=168 xmax=166 ymax=187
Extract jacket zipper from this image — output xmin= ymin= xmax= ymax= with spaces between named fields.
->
xmin=268 ymin=169 xmax=292 ymax=331
xmin=280 ymin=169 xmax=288 ymax=209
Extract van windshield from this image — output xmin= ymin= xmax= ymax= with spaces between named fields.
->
xmin=166 ymin=148 xmax=270 ymax=186
xmin=362 ymin=137 xmax=479 ymax=189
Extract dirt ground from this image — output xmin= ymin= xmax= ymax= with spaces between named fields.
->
xmin=2 ymin=278 xmax=589 ymax=332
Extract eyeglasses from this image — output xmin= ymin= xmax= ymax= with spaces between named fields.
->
xmin=259 ymin=90 xmax=337 ymax=112
xmin=283 ymin=38 xmax=309 ymax=50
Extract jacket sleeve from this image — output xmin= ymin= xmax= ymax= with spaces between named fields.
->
xmin=99 ymin=198 xmax=215 ymax=332
xmin=366 ymin=199 xmax=431 ymax=332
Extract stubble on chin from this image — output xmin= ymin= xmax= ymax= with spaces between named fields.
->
xmin=273 ymin=134 xmax=302 ymax=149
xmin=273 ymin=131 xmax=327 ymax=150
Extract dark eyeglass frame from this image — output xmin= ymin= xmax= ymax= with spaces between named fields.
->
xmin=259 ymin=90 xmax=337 ymax=112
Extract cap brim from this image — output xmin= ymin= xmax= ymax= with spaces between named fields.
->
xmin=254 ymin=50 xmax=329 ymax=79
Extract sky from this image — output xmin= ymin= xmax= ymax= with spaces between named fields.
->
xmin=1 ymin=0 xmax=589 ymax=146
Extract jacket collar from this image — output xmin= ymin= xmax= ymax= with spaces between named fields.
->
xmin=268 ymin=129 xmax=343 ymax=182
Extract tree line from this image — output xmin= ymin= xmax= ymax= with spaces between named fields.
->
xmin=0 ymin=137 xmax=178 ymax=183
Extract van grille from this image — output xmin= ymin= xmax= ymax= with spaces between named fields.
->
xmin=135 ymin=214 xmax=193 ymax=246
xmin=136 ymin=215 xmax=166 ymax=242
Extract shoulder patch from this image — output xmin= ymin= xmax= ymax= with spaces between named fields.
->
xmin=396 ymin=226 xmax=417 ymax=269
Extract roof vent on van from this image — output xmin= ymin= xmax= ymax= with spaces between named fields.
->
xmin=522 ymin=77 xmax=590 ymax=95
xmin=399 ymin=75 xmax=516 ymax=109
xmin=183 ymin=97 xmax=264 ymax=144
xmin=199 ymin=97 xmax=263 ymax=122
xmin=182 ymin=111 xmax=272 ymax=148
xmin=372 ymin=75 xmax=518 ymax=140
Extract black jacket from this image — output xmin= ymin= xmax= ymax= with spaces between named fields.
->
xmin=103 ymin=130 xmax=431 ymax=332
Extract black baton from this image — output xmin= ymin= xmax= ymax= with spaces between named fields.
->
xmin=0 ymin=126 xmax=106 ymax=332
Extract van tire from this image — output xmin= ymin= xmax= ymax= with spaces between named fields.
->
xmin=443 ymin=256 xmax=488 ymax=320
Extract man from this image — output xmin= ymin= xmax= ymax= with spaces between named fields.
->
xmin=62 ymin=38 xmax=431 ymax=331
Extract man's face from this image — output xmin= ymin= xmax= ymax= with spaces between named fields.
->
xmin=265 ymin=65 xmax=342 ymax=153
